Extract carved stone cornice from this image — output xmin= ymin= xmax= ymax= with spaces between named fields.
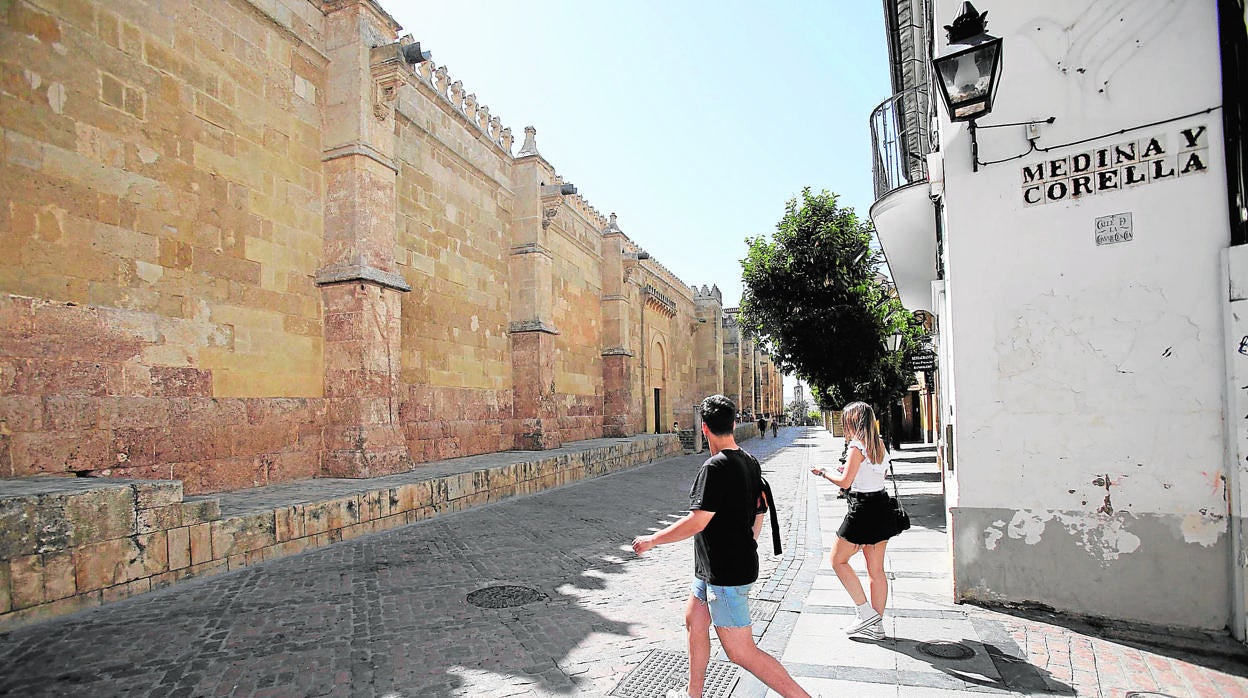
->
xmin=642 ymin=284 xmax=677 ymax=318
xmin=510 ymin=242 xmax=553 ymax=259
xmin=508 ymin=320 xmax=561 ymax=335
xmin=315 ymin=263 xmax=412 ymax=292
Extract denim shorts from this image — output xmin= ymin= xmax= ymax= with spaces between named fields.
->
xmin=690 ymin=579 xmax=753 ymax=628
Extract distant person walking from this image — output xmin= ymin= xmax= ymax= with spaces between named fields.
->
xmin=771 ymin=419 xmax=779 ymax=438
xmin=757 ymin=414 xmax=767 ymax=439
xmin=810 ymin=401 xmax=896 ymax=640
xmin=632 ymin=395 xmax=810 ymax=698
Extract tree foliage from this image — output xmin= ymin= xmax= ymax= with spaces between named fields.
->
xmin=740 ymin=188 xmax=923 ymax=424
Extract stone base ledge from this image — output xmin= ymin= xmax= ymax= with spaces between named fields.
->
xmin=0 ymin=434 xmax=681 ymax=631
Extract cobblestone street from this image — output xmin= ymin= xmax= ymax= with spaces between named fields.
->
xmin=0 ymin=432 xmax=807 ymax=698
xmin=4 ymin=428 xmax=1247 ymax=698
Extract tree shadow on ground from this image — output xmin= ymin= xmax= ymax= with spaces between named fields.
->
xmin=961 ymin=600 xmax=1248 ymax=679
xmin=854 ymin=634 xmax=1076 ymax=695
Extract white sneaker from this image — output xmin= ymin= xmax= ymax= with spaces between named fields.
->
xmin=843 ymin=611 xmax=882 ymax=635
xmin=858 ymin=622 xmax=885 ymax=640
xmin=664 ymin=689 xmax=693 ymax=698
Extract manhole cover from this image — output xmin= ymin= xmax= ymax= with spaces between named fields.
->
xmin=916 ymin=641 xmax=976 ymax=660
xmin=610 ymin=649 xmax=738 ymax=697
xmin=465 ymin=585 xmax=547 ymax=608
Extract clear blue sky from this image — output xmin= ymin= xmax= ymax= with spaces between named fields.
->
xmin=382 ymin=1 xmax=891 ymax=404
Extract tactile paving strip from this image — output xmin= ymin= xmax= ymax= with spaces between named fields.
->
xmin=610 ymin=649 xmax=739 ymax=698
xmin=748 ymin=599 xmax=780 ymax=622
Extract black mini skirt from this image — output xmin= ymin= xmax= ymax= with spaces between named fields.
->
xmin=837 ymin=489 xmax=894 ymax=545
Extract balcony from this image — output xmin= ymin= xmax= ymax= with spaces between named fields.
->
xmin=869 ymin=87 xmax=938 ymax=313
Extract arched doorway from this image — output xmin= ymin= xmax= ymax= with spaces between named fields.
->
xmin=650 ymin=340 xmax=666 ymax=433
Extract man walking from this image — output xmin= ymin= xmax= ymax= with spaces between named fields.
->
xmin=632 ymin=395 xmax=810 ymax=698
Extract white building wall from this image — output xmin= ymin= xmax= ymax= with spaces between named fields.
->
xmin=937 ymin=0 xmax=1232 ymax=629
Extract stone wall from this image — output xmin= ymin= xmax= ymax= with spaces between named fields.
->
xmin=0 ymin=434 xmax=680 ymax=630
xmin=0 ymin=0 xmax=783 ymax=495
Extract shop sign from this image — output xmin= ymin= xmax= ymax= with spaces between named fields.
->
xmin=1021 ymin=125 xmax=1209 ymax=206
xmin=909 ymin=352 xmax=937 ymax=372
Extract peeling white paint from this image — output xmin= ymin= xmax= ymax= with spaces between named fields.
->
xmin=1181 ymin=512 xmax=1227 ymax=547
xmin=1007 ymin=510 xmax=1049 ymax=545
xmin=984 ymin=526 xmax=1003 ymax=550
xmin=989 ymin=509 xmax=1147 ymax=563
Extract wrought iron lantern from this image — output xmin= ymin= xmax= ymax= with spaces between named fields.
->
xmin=932 ymin=2 xmax=1003 ymax=123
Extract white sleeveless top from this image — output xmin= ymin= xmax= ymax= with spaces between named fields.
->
xmin=847 ymin=439 xmax=889 ymax=493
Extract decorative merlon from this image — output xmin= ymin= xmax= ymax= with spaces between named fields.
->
xmin=603 ymin=212 xmax=623 ymax=235
xmin=694 ymin=284 xmax=722 ymax=303
xmin=517 ymin=126 xmax=540 ymax=157
xmin=406 ymin=53 xmax=514 ymax=154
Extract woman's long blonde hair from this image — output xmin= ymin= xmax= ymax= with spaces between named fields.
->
xmin=841 ymin=401 xmax=886 ymax=465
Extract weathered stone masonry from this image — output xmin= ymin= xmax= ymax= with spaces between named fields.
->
xmin=0 ymin=0 xmax=784 ymax=624
xmin=0 ymin=0 xmax=782 ymax=493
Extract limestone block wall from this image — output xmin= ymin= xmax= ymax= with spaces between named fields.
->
xmin=0 ymin=295 xmax=324 ymax=492
xmin=722 ymin=310 xmax=743 ymax=409
xmin=550 ymin=206 xmax=607 ymax=442
xmin=391 ymin=64 xmax=516 ymax=462
xmin=0 ymin=0 xmax=740 ymax=496
xmin=0 ymin=0 xmax=327 ymax=491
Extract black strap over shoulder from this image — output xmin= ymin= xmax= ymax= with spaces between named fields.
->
xmin=760 ymin=476 xmax=782 ymax=556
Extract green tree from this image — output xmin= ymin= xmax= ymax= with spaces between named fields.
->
xmin=740 ymin=188 xmax=921 ymax=441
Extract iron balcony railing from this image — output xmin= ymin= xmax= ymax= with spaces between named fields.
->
xmin=870 ymin=86 xmax=931 ymax=201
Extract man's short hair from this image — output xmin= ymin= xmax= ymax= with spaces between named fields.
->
xmin=700 ymin=394 xmax=736 ymax=436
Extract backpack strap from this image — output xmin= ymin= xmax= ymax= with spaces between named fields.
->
xmin=760 ymin=476 xmax=782 ymax=556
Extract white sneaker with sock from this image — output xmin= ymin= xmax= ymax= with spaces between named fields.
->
xmin=843 ymin=611 xmax=882 ymax=634
xmin=844 ymin=602 xmax=882 ymax=634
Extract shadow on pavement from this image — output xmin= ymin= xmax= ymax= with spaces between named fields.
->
xmin=853 ymin=635 xmax=1076 ymax=695
xmin=964 ymin=601 xmax=1248 ymax=679
xmin=898 ymin=491 xmax=946 ymax=533
xmin=889 ymin=471 xmax=942 ymax=483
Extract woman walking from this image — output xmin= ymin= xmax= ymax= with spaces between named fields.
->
xmin=810 ymin=402 xmax=897 ymax=640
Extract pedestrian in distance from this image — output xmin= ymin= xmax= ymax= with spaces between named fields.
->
xmin=810 ymin=401 xmax=897 ymax=640
xmin=771 ymin=418 xmax=778 ymax=438
xmin=632 ymin=395 xmax=811 ymax=698
xmin=757 ymin=414 xmax=767 ymax=439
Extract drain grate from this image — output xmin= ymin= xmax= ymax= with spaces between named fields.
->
xmin=465 ymin=585 xmax=547 ymax=609
xmin=748 ymin=599 xmax=780 ymax=622
xmin=916 ymin=641 xmax=977 ymax=660
xmin=610 ymin=649 xmax=739 ymax=698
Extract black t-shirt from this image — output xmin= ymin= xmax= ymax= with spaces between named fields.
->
xmin=689 ymin=448 xmax=768 ymax=586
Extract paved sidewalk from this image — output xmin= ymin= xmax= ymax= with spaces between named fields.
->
xmin=754 ymin=430 xmax=1248 ymax=698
